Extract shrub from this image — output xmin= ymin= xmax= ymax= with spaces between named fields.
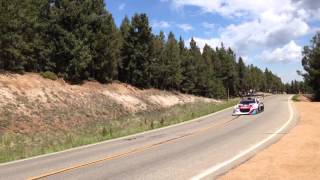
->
xmin=292 ymin=94 xmax=300 ymax=102
xmin=40 ymin=71 xmax=58 ymax=80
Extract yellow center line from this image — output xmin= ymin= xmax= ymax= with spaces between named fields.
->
xmin=27 ymin=116 xmax=239 ymax=180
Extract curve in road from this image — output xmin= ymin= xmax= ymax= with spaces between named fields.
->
xmin=0 ymin=95 xmax=298 ymax=180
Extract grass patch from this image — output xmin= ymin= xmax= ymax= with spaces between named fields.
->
xmin=292 ymin=94 xmax=300 ymax=102
xmin=40 ymin=71 xmax=58 ymax=80
xmin=0 ymin=99 xmax=238 ymax=163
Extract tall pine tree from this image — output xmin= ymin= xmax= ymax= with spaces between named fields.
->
xmin=161 ymin=32 xmax=182 ymax=89
xmin=120 ymin=13 xmax=153 ymax=87
xmin=149 ymin=31 xmax=165 ymax=88
xmin=237 ymin=57 xmax=248 ymax=93
xmin=181 ymin=38 xmax=198 ymax=94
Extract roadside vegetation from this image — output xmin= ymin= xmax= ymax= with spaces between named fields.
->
xmin=0 ymin=99 xmax=238 ymax=163
xmin=40 ymin=71 xmax=58 ymax=81
xmin=300 ymin=34 xmax=320 ymax=100
xmin=292 ymin=94 xmax=300 ymax=102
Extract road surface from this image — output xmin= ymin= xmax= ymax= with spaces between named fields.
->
xmin=0 ymin=95 xmax=298 ymax=180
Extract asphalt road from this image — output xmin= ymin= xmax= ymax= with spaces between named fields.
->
xmin=0 ymin=95 xmax=298 ymax=180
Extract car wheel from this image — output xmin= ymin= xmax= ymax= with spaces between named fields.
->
xmin=252 ymin=109 xmax=257 ymax=115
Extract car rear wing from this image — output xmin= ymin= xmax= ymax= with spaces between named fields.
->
xmin=240 ymin=94 xmax=265 ymax=100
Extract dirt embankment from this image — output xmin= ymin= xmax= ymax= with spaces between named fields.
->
xmin=220 ymin=96 xmax=320 ymax=180
xmin=0 ymin=73 xmax=217 ymax=135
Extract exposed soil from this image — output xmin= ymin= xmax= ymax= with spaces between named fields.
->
xmin=219 ymin=96 xmax=320 ymax=180
xmin=0 ymin=73 xmax=218 ymax=135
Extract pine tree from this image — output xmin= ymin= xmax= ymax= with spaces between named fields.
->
xmin=237 ymin=57 xmax=248 ymax=93
xmin=85 ymin=0 xmax=120 ymax=83
xmin=120 ymin=16 xmax=131 ymax=42
xmin=180 ymin=39 xmax=194 ymax=93
xmin=118 ymin=16 xmax=131 ymax=81
xmin=216 ymin=45 xmax=238 ymax=97
xmin=120 ymin=13 xmax=153 ymax=87
xmin=178 ymin=37 xmax=186 ymax=57
xmin=201 ymin=44 xmax=226 ymax=98
xmin=0 ymin=0 xmax=48 ymax=73
xmin=302 ymin=33 xmax=320 ymax=99
xmin=161 ymin=32 xmax=182 ymax=89
xmin=43 ymin=0 xmax=92 ymax=82
xmin=181 ymin=38 xmax=199 ymax=94
xmin=149 ymin=31 xmax=165 ymax=88
xmin=199 ymin=44 xmax=215 ymax=96
xmin=246 ymin=65 xmax=265 ymax=92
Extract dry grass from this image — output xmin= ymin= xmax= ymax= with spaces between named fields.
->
xmin=0 ymin=100 xmax=237 ymax=163
xmin=0 ymin=73 xmax=232 ymax=163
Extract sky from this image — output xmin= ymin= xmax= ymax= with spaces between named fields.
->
xmin=105 ymin=0 xmax=320 ymax=83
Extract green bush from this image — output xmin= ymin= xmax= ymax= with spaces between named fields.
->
xmin=40 ymin=71 xmax=58 ymax=80
xmin=292 ymin=94 xmax=300 ymax=102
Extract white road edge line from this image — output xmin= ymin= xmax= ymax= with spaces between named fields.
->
xmin=0 ymin=103 xmax=236 ymax=166
xmin=190 ymin=95 xmax=295 ymax=180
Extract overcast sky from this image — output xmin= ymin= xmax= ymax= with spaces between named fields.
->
xmin=106 ymin=0 xmax=320 ymax=83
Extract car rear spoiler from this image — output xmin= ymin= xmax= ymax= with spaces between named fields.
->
xmin=240 ymin=94 xmax=265 ymax=99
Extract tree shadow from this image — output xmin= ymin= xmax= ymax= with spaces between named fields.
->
xmin=302 ymin=94 xmax=320 ymax=102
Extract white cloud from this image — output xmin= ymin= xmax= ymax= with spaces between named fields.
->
xmin=168 ymin=0 xmax=310 ymax=55
xmin=170 ymin=0 xmax=294 ymax=18
xmin=290 ymin=0 xmax=320 ymax=21
xmin=262 ymin=41 xmax=302 ymax=63
xmin=307 ymin=8 xmax=320 ymax=21
xmin=219 ymin=11 xmax=309 ymax=54
xmin=152 ymin=20 xmax=171 ymax=29
xmin=118 ymin=3 xmax=126 ymax=11
xmin=293 ymin=0 xmax=320 ymax=10
xmin=172 ymin=0 xmax=220 ymax=14
xmin=202 ymin=22 xmax=216 ymax=30
xmin=177 ymin=23 xmax=193 ymax=31
xmin=171 ymin=1 xmax=309 ymax=56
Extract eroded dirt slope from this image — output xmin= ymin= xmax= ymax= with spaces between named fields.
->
xmin=0 ymin=73 xmax=217 ymax=135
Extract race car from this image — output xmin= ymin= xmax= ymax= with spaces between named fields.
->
xmin=232 ymin=96 xmax=264 ymax=116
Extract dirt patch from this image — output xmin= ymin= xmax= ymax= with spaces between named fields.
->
xmin=298 ymin=94 xmax=312 ymax=102
xmin=219 ymin=101 xmax=320 ymax=180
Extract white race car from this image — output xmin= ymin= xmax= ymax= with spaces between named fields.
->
xmin=232 ymin=96 xmax=264 ymax=116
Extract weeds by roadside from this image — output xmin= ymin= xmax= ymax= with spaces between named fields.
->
xmin=292 ymin=94 xmax=300 ymax=101
xmin=0 ymin=99 xmax=238 ymax=163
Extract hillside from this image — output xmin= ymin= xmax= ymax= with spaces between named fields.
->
xmin=0 ymin=73 xmax=217 ymax=134
xmin=0 ymin=73 xmax=236 ymax=163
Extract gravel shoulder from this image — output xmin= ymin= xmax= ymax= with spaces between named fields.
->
xmin=219 ymin=97 xmax=320 ymax=180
